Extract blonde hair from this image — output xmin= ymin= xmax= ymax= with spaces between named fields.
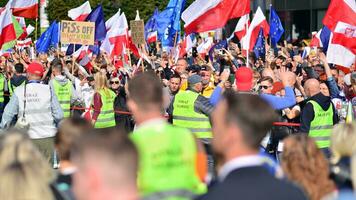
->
xmin=0 ymin=131 xmax=55 ymax=200
xmin=330 ymin=123 xmax=356 ymax=190
xmin=94 ymin=72 xmax=110 ymax=93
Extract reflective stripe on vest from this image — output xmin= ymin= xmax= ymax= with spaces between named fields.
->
xmin=94 ymin=89 xmax=116 ymax=129
xmin=142 ymin=189 xmax=196 ymax=200
xmin=131 ymin=123 xmax=207 ymax=198
xmin=308 ymin=100 xmax=334 ymax=148
xmin=53 ymin=79 xmax=72 ymax=118
xmin=0 ymin=75 xmax=4 ymax=103
xmin=172 ymin=90 xmax=212 ymax=138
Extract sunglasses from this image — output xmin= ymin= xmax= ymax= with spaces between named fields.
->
xmin=259 ymin=85 xmax=270 ymax=90
xmin=110 ymin=81 xmax=120 ymax=84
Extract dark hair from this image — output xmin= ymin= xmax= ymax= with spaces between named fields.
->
xmin=223 ymin=92 xmax=277 ymax=149
xmin=71 ymin=129 xmax=138 ymax=185
xmin=14 ymin=63 xmax=24 ymax=74
xmin=128 ymin=72 xmax=163 ymax=109
xmin=259 ymin=76 xmax=274 ymax=85
xmin=51 ymin=59 xmax=63 ymax=72
xmin=55 ymin=118 xmax=92 ymax=161
xmin=170 ymin=73 xmax=181 ymax=82
xmin=277 ymin=55 xmax=286 ymax=62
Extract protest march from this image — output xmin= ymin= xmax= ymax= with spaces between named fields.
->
xmin=0 ymin=0 xmax=355 ymax=199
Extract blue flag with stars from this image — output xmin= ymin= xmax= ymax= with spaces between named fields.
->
xmin=269 ymin=5 xmax=284 ymax=47
xmin=254 ymin=28 xmax=266 ymax=59
xmin=208 ymin=39 xmax=228 ymax=62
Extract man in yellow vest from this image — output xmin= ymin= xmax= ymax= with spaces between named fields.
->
xmin=128 ymin=72 xmax=206 ymax=200
xmin=169 ymin=74 xmax=214 ymax=140
xmin=49 ymin=60 xmax=79 ymax=118
xmin=300 ymin=78 xmax=338 ymax=155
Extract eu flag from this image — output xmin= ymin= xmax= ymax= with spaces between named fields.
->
xmin=253 ymin=28 xmax=265 ymax=59
xmin=85 ymin=5 xmax=107 ymax=42
xmin=156 ymin=0 xmax=185 ymax=47
xmin=36 ymin=21 xmax=59 ymax=53
xmin=208 ymin=39 xmax=228 ymax=62
xmin=145 ymin=8 xmax=159 ymax=39
xmin=269 ymin=5 xmax=284 ymax=47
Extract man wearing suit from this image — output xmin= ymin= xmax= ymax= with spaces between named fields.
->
xmin=198 ymin=92 xmax=307 ymax=200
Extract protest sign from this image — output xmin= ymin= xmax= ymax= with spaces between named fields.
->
xmin=130 ymin=20 xmax=145 ymax=45
xmin=61 ymin=20 xmax=95 ymax=45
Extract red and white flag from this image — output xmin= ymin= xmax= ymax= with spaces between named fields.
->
xmin=182 ymin=0 xmax=250 ymax=35
xmin=323 ymin=0 xmax=356 ymax=31
xmin=242 ymin=7 xmax=270 ymax=52
xmin=16 ymin=38 xmax=32 ymax=48
xmin=179 ymin=34 xmax=196 ymax=57
xmin=6 ymin=0 xmax=38 ymax=19
xmin=323 ymin=0 xmax=356 ymax=67
xmin=101 ymin=13 xmax=128 ymax=57
xmin=310 ymin=30 xmax=322 ymax=47
xmin=233 ymin=14 xmax=250 ymax=40
xmin=68 ymin=1 xmax=91 ymax=21
xmin=147 ymin=31 xmax=157 ymax=44
xmin=105 ymin=9 xmax=120 ymax=31
xmin=0 ymin=9 xmax=16 ymax=50
xmin=197 ymin=37 xmax=213 ymax=57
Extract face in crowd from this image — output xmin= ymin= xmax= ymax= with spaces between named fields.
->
xmin=175 ymin=59 xmax=188 ymax=74
xmin=200 ymin=70 xmax=212 ymax=87
xmin=259 ymin=77 xmax=274 ymax=94
xmin=169 ymin=76 xmax=181 ymax=94
xmin=110 ymin=78 xmax=121 ymax=90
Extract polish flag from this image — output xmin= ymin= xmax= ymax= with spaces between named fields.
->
xmin=15 ymin=17 xmax=28 ymax=39
xmin=323 ymin=0 xmax=356 ymax=31
xmin=179 ymin=34 xmax=196 ymax=57
xmin=147 ymin=31 xmax=157 ymax=43
xmin=6 ymin=0 xmax=38 ymax=19
xmin=327 ymin=28 xmax=356 ymax=67
xmin=68 ymin=1 xmax=92 ymax=21
xmin=0 ymin=9 xmax=16 ymax=50
xmin=233 ymin=14 xmax=250 ymax=40
xmin=101 ymin=13 xmax=128 ymax=57
xmin=242 ymin=7 xmax=270 ymax=52
xmin=182 ymin=0 xmax=250 ymax=35
xmin=16 ymin=38 xmax=32 ymax=48
xmin=323 ymin=0 xmax=356 ymax=67
xmin=310 ymin=30 xmax=322 ymax=47
xmin=197 ymin=37 xmax=213 ymax=57
xmin=105 ymin=9 xmax=120 ymax=31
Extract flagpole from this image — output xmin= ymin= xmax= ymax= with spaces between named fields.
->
xmin=269 ymin=4 xmax=272 ymax=47
xmin=173 ymin=31 xmax=178 ymax=48
xmin=35 ymin=18 xmax=38 ymax=41
xmin=245 ymin=20 xmax=249 ymax=67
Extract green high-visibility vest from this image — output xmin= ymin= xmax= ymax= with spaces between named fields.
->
xmin=131 ymin=123 xmax=207 ymax=200
xmin=173 ymin=90 xmax=212 ymax=138
xmin=94 ymin=89 xmax=116 ymax=129
xmin=8 ymin=79 xmax=26 ymax=96
xmin=53 ymin=80 xmax=72 ymax=118
xmin=0 ymin=74 xmax=4 ymax=104
xmin=308 ymin=100 xmax=334 ymax=148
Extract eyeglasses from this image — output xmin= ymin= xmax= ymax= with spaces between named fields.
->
xmin=110 ymin=81 xmax=120 ymax=84
xmin=259 ymin=85 xmax=271 ymax=90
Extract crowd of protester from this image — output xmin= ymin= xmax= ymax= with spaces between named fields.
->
xmin=0 ymin=38 xmax=355 ymax=200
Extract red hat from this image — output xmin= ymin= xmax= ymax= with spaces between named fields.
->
xmin=27 ymin=62 xmax=44 ymax=77
xmin=235 ymin=67 xmax=253 ymax=92
xmin=271 ymin=81 xmax=284 ymax=95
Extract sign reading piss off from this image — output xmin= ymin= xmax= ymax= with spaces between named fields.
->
xmin=130 ymin=20 xmax=145 ymax=45
xmin=61 ymin=20 xmax=95 ymax=45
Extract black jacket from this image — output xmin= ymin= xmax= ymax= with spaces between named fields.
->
xmin=113 ymin=86 xmax=134 ymax=132
xmin=197 ymin=166 xmax=307 ymax=200
xmin=300 ymin=93 xmax=338 ymax=133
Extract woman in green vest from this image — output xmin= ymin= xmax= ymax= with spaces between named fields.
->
xmin=91 ymin=72 xmax=116 ymax=129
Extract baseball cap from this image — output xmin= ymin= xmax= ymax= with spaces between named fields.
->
xmin=27 ymin=62 xmax=44 ymax=77
xmin=235 ymin=67 xmax=253 ymax=92
xmin=188 ymin=74 xmax=202 ymax=86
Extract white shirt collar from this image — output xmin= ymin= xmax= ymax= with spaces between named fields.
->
xmin=218 ymin=155 xmax=267 ymax=181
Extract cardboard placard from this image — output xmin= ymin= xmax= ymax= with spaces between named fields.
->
xmin=130 ymin=20 xmax=145 ymax=45
xmin=60 ymin=20 xmax=95 ymax=45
